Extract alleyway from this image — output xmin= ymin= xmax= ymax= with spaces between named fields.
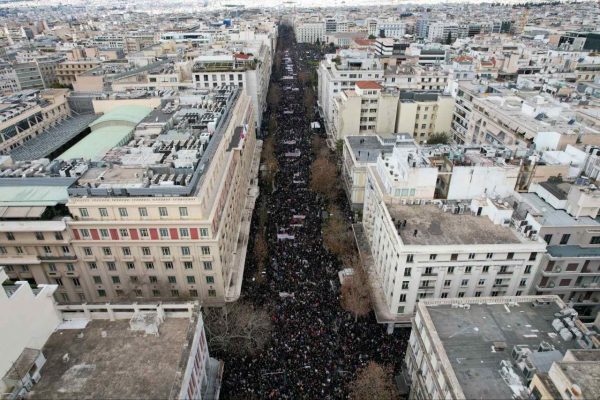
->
xmin=218 ymin=25 xmax=410 ymax=399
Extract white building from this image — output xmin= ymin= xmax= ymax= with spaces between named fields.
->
xmin=360 ymin=170 xmax=546 ymax=330
xmin=294 ymin=21 xmax=325 ymax=44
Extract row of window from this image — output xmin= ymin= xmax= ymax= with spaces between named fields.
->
xmin=4 ymin=231 xmax=64 ymax=241
xmin=85 ymin=259 xmax=213 ymax=271
xmin=406 ymin=252 xmax=535 ymax=263
xmin=403 ymin=264 xmax=532 ymax=276
xmin=91 ymin=274 xmax=214 ymax=285
xmin=77 ymin=227 xmax=209 ymax=240
xmin=80 ymin=206 xmax=189 ymax=218
xmin=94 ymin=288 xmax=216 ymax=298
xmin=398 ymin=290 xmax=524 ymax=306
xmin=83 ymin=245 xmax=210 ymax=257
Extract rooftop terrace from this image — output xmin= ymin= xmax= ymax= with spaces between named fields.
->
xmin=29 ymin=319 xmax=191 ymax=400
xmin=389 ymin=204 xmax=522 ymax=246
xmin=423 ymin=298 xmax=596 ymax=400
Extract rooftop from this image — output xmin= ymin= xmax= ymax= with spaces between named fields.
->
xmin=422 ymin=298 xmax=596 ymax=400
xmin=356 ymin=80 xmax=382 ymax=90
xmin=346 ymin=135 xmax=394 ymax=163
xmin=29 ymin=319 xmax=191 ymax=400
xmin=389 ymin=204 xmax=522 ymax=246
xmin=556 ymin=357 xmax=600 ymax=399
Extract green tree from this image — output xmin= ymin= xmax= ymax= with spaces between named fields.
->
xmin=427 ymin=132 xmax=450 ymax=145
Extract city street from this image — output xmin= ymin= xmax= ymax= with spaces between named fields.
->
xmin=218 ymin=25 xmax=410 ymax=399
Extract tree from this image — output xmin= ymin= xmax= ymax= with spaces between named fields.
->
xmin=310 ymin=156 xmax=337 ymax=201
xmin=203 ymin=302 xmax=272 ymax=356
xmin=322 ymin=205 xmax=355 ymax=257
xmin=304 ymin=86 xmax=316 ymax=120
xmin=446 ymin=31 xmax=453 ymax=45
xmin=340 ymin=255 xmax=371 ymax=322
xmin=253 ymin=231 xmax=268 ymax=281
xmin=267 ymin=83 xmax=281 ymax=109
xmin=348 ymin=362 xmax=399 ymax=400
xmin=427 ymin=132 xmax=450 ymax=145
xmin=298 ymin=70 xmax=310 ymax=87
xmin=262 ymin=136 xmax=279 ymax=189
xmin=368 ymin=34 xmax=376 ymax=40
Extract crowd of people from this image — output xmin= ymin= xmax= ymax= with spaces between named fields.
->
xmin=219 ymin=26 xmax=411 ymax=399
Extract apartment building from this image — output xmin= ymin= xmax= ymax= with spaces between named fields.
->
xmin=317 ymin=52 xmax=384 ymax=134
xmin=12 ymin=55 xmax=63 ymax=90
xmin=294 ymin=20 xmax=325 ymax=44
xmin=55 ymin=60 xmax=102 ymax=85
xmin=396 ymin=91 xmax=453 ymax=145
xmin=383 ymin=64 xmax=449 ymax=92
xmin=0 ymin=272 xmax=222 ymax=400
xmin=0 ymin=66 xmax=19 ymax=94
xmin=405 ymin=296 xmax=599 ymax=400
xmin=0 ymin=89 xmax=70 ymax=154
xmin=515 ymin=180 xmax=600 ymax=322
xmin=192 ymin=45 xmax=273 ymax=130
xmin=360 ymin=159 xmax=546 ymax=329
xmin=0 ymin=87 xmax=261 ymax=306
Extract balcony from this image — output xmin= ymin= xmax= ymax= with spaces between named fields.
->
xmin=39 ymin=254 xmax=77 ymax=261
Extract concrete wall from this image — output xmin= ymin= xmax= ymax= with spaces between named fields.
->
xmin=447 ymin=165 xmax=519 ymax=200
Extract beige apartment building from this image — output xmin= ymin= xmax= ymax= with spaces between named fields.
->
xmin=55 ymin=60 xmax=102 ymax=85
xmin=0 ymin=89 xmax=70 ymax=154
xmin=331 ymin=82 xmax=453 ymax=143
xmin=0 ymin=87 xmax=261 ymax=306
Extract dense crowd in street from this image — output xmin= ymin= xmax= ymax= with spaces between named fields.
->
xmin=219 ymin=25 xmax=410 ymax=399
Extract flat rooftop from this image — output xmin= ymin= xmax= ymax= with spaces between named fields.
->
xmin=29 ymin=319 xmax=190 ymax=400
xmin=389 ymin=204 xmax=522 ymax=246
xmin=346 ymin=135 xmax=394 ymax=163
xmin=425 ymin=300 xmax=590 ymax=400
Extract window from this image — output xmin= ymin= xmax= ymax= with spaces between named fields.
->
xmin=475 ymin=291 xmax=481 ymax=297
xmin=525 ymin=265 xmax=532 ymax=274
xmin=81 ymin=229 xmax=90 ymax=238
xmin=55 ymin=278 xmax=63 ymax=286
xmin=401 ymin=281 xmax=409 ymax=289
xmin=118 ymin=208 xmax=128 ymax=217
xmin=479 ymin=279 xmax=486 ymax=285
xmin=465 ymin=266 xmax=472 ymax=274
xmin=185 ymin=261 xmax=194 ymax=269
xmin=180 ymin=228 xmax=190 ymax=238
xmin=458 ymin=292 xmax=465 ymax=298
xmin=482 ymin=266 xmax=489 ymax=273
xmin=200 ymin=228 xmax=209 ymax=237
xmin=559 ymin=279 xmax=571 ymax=287
xmin=187 ymin=276 xmax=196 ymax=284
xmin=591 ymin=236 xmax=600 ymax=245
xmin=100 ymin=229 xmax=109 ymax=238
xmin=164 ymin=262 xmax=174 ymax=269
xmin=152 ymin=289 xmax=161 ymax=297
xmin=93 ymin=276 xmax=102 ymax=284
xmin=203 ymin=261 xmax=212 ymax=270
xmin=491 ymin=291 xmax=499 ymax=297
xmin=468 ymin=253 xmax=475 ymax=259
xmin=79 ymin=208 xmax=89 ymax=217
xmin=406 ymin=254 xmax=414 ymax=263
xmin=159 ymin=228 xmax=169 ymax=238
xmin=149 ymin=276 xmax=158 ymax=283
xmin=404 ymin=268 xmax=411 ymax=277
xmin=98 ymin=289 xmax=106 ymax=297
xmin=16 ymin=246 xmax=23 ymax=254
xmin=441 ymin=292 xmax=448 ymax=298
xmin=500 ymin=265 xmax=508 ymax=273
xmin=444 ymin=280 xmax=451 ymax=287
xmin=140 ymin=228 xmax=149 ymax=237
xmin=495 ymin=278 xmax=502 ymax=285
xmin=0 ymin=246 xmax=5 ymax=255
xmin=507 ymin=252 xmax=514 ymax=260
xmin=6 ymin=232 xmax=15 ymax=241
xmin=139 ymin=207 xmax=148 ymax=217
xmin=201 ymin=246 xmax=211 ymax=255
xmin=424 ymin=267 xmax=433 ymax=275
xmin=112 ymin=276 xmax=121 ymax=284
xmin=48 ymin=263 xmax=57 ymax=272
xmin=145 ymin=262 xmax=154 ymax=269
xmin=168 ymin=276 xmax=176 ymax=283
xmin=120 ymin=229 xmax=129 ymax=237
xmin=55 ymin=232 xmax=63 ymax=240
xmin=544 ymin=234 xmax=553 ymax=244
xmin=179 ymin=207 xmax=188 ymax=217
xmin=399 ymin=294 xmax=406 ymax=302
xmin=127 ymin=262 xmax=135 ymax=270
xmin=429 ymin=254 xmax=437 ymax=260
xmin=102 ymin=247 xmax=112 ymax=256
xmin=116 ymin=289 xmax=124 ymax=297
xmin=99 ymin=208 xmax=108 ymax=217
xmin=134 ymin=289 xmax=143 ymax=297
xmin=451 ymin=254 xmax=458 ymax=261
xmin=447 ymin=266 xmax=454 ymax=274
xmin=519 ymin=279 xmax=527 ymax=287
xmin=43 ymin=246 xmax=52 ymax=254
xmin=88 ymin=262 xmax=97 ymax=270
xmin=21 ymin=265 xmax=28 ymax=272
xmin=529 ymin=253 xmax=537 ymax=261
xmin=560 ymin=234 xmax=570 ymax=245
xmin=72 ymin=278 xmax=81 ymax=287
xmin=206 ymin=276 xmax=215 ymax=284
xmin=35 ymin=232 xmax=45 ymax=240
xmin=159 ymin=207 xmax=168 ymax=217
xmin=142 ymin=247 xmax=151 ymax=256
xmin=566 ymin=263 xmax=578 ymax=271
xmin=161 ymin=247 xmax=171 ymax=256
xmin=189 ymin=289 xmax=198 ymax=297
xmin=171 ymin=289 xmax=179 ymax=297
xmin=62 ymin=246 xmax=71 ymax=254
xmin=122 ymin=247 xmax=131 ymax=256
xmin=208 ymin=289 xmax=216 ymax=297
xmin=461 ymin=279 xmax=469 ymax=286
xmin=181 ymin=247 xmax=191 ymax=256
xmin=107 ymin=262 xmax=116 ymax=271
